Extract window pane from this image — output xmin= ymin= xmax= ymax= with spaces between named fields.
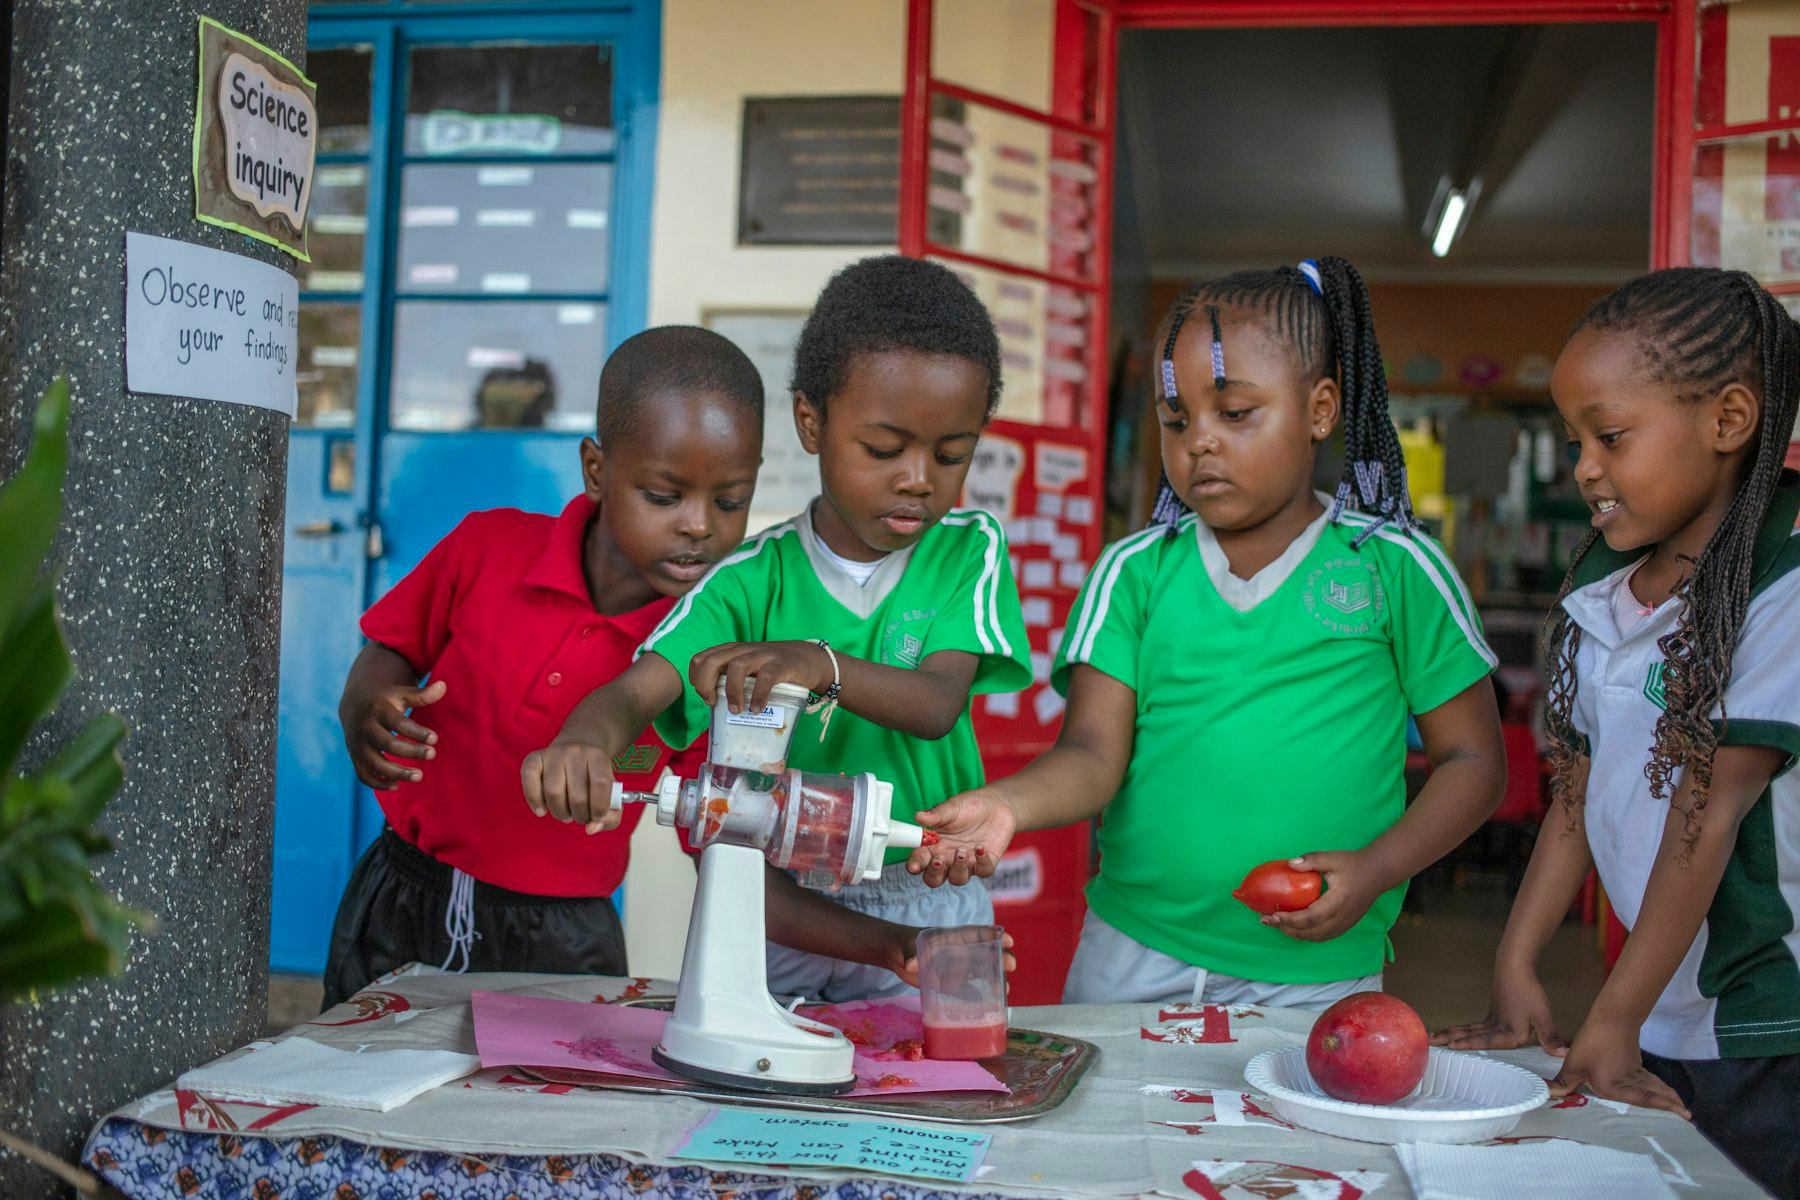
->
xmin=1691 ymin=134 xmax=1800 ymax=284
xmin=306 ymin=164 xmax=368 ymax=292
xmin=933 ymin=0 xmax=1056 ymax=113
xmin=398 ymin=162 xmax=612 ymax=294
xmin=298 ymin=302 xmax=362 ymax=429
xmin=1696 ymin=0 xmax=1800 ymax=129
xmin=390 ymin=300 xmax=608 ymax=431
xmin=406 ymin=44 xmax=614 ymax=157
xmin=931 ymin=257 xmax=1091 ymax=428
xmin=311 ymin=47 xmax=373 ymax=154
xmin=928 ymin=94 xmax=1100 ymax=283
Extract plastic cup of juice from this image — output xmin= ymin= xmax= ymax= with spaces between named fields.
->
xmin=917 ymin=924 xmax=1009 ymax=1060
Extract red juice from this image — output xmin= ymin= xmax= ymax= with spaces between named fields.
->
xmin=924 ymin=1019 xmax=1009 ymax=1060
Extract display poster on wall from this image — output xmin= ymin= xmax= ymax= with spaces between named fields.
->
xmin=125 ymin=231 xmax=299 ymax=418
xmin=192 ymin=16 xmax=317 ymax=260
xmin=703 ymin=310 xmax=817 ymax=532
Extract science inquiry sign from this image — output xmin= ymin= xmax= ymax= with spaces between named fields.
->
xmin=193 ymin=16 xmax=317 ymax=260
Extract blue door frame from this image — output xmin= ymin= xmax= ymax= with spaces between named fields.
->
xmin=272 ymin=0 xmax=659 ymax=974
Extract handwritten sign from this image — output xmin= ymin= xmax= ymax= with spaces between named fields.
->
xmin=125 ymin=232 xmax=298 ymax=418
xmin=193 ymin=16 xmax=317 ymax=259
xmin=672 ymin=1109 xmax=990 ymax=1183
xmin=962 ymin=434 xmax=1025 ymax=521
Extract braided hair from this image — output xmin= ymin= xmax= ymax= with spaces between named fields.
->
xmin=1542 ymin=268 xmax=1800 ymax=832
xmin=1148 ymin=257 xmax=1417 ymax=544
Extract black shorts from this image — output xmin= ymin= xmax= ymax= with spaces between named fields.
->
xmin=1644 ymin=1049 xmax=1800 ymax=1200
xmin=321 ymin=828 xmax=627 ymax=1010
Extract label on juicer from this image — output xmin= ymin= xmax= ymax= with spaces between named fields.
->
xmin=725 ymin=705 xmax=786 ymax=730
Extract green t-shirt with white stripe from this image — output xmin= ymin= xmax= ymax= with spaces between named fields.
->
xmin=1561 ymin=470 xmax=1800 ymax=1059
xmin=639 ymin=503 xmax=1031 ymax=860
xmin=1053 ymin=503 xmax=1496 ymax=983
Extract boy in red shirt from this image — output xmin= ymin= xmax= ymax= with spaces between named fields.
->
xmin=322 ymin=326 xmax=925 ymax=1006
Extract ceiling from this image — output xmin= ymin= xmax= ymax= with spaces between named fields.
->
xmin=1113 ymin=22 xmax=1657 ymax=284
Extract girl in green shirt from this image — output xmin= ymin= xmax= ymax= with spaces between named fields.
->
xmin=915 ymin=258 xmax=1507 ymax=1009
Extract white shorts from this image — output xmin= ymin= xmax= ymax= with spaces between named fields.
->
xmin=1062 ymin=910 xmax=1381 ymax=1011
xmin=766 ymin=862 xmax=995 ymax=1003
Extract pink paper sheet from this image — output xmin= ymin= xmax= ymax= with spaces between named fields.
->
xmin=471 ymin=990 xmax=1008 ymax=1097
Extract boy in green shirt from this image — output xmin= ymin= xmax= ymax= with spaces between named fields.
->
xmin=913 ymin=259 xmax=1506 ymax=1008
xmin=524 ymin=256 xmax=1031 ymax=1000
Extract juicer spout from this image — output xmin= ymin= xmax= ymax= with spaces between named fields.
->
xmin=886 ymin=818 xmax=926 ymax=850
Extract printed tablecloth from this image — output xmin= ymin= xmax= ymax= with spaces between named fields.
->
xmin=84 ymin=966 xmax=1765 ymax=1199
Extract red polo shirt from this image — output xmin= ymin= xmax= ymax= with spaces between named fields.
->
xmin=360 ymin=494 xmax=703 ymax=897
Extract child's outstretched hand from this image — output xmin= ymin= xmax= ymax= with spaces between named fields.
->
xmin=1549 ymin=1018 xmax=1690 ymax=1119
xmin=1432 ymin=970 xmax=1569 ymax=1057
xmin=343 ymin=678 xmax=446 ymax=789
xmin=1260 ymin=851 xmax=1384 ymax=942
xmin=907 ymin=790 xmax=1017 ymax=887
xmin=521 ymin=740 xmax=623 ymax=835
xmin=690 ymin=641 xmax=832 ymax=714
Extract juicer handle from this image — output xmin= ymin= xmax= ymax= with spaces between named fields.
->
xmin=609 ymin=782 xmax=657 ymax=806
xmin=609 ymin=775 xmax=686 ymax=829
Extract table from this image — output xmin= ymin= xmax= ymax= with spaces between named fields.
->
xmin=83 ymin=968 xmax=1763 ymax=1199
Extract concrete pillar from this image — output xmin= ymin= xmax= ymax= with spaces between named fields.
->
xmin=0 ymin=3 xmax=304 ymax=1192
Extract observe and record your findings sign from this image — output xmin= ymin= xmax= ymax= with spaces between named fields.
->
xmin=125 ymin=232 xmax=299 ymax=419
xmin=192 ymin=16 xmax=317 ymax=259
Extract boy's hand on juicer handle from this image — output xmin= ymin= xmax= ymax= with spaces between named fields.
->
xmin=908 ymin=791 xmax=1017 ymax=887
xmin=520 ymin=740 xmax=623 ymax=834
xmin=689 ymin=641 xmax=832 ymax=714
xmin=1260 ymin=850 xmax=1384 ymax=942
xmin=1432 ymin=969 xmax=1569 ymax=1057
xmin=343 ymin=678 xmax=446 ymax=789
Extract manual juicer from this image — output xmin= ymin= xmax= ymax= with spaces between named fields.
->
xmin=613 ymin=681 xmax=925 ymax=1094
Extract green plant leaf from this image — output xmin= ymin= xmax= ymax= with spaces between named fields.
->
xmin=0 ymin=903 xmax=121 ymax=1002
xmin=0 ymin=376 xmax=70 ymax=644
xmin=0 ymin=579 xmax=74 ymax=779
xmin=32 ymin=713 xmax=127 ymax=828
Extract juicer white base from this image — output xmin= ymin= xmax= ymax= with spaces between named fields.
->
xmin=656 ymin=841 xmax=856 ymax=1094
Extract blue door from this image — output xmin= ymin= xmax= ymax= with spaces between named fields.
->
xmin=274 ymin=3 xmax=659 ymax=974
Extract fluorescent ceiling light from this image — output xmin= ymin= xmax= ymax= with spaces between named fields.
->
xmin=1431 ymin=189 xmax=1468 ymax=258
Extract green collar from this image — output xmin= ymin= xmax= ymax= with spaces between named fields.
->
xmin=1568 ymin=468 xmax=1800 ymax=595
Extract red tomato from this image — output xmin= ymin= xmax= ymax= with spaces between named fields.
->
xmin=1231 ymin=860 xmax=1322 ymax=915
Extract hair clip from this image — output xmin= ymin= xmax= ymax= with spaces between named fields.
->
xmin=1207 ymin=305 xmax=1226 ymax=391
xmin=1298 ymin=260 xmax=1323 ymax=296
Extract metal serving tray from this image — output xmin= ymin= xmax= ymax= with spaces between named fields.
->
xmin=521 ymin=996 xmax=1097 ymax=1124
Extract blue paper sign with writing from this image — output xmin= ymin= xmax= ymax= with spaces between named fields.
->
xmin=672 ymin=1109 xmax=992 ymax=1183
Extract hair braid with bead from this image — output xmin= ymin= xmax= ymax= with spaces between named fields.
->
xmin=1542 ymin=267 xmax=1800 ymax=834
xmin=1148 ymin=258 xmax=1418 ymax=543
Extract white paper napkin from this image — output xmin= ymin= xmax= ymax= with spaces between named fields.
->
xmin=1396 ymin=1141 xmax=1678 ymax=1200
xmin=177 ymin=1037 xmax=479 ymax=1112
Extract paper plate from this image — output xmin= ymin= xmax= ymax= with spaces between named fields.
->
xmin=1244 ymin=1046 xmax=1549 ymax=1144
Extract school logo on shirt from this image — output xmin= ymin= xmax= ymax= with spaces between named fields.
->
xmin=1302 ymin=559 xmax=1385 ymax=636
xmin=880 ymin=607 xmax=936 ymax=667
xmin=1644 ymin=661 xmax=1668 ymax=710
xmin=611 ymin=743 xmax=660 ymax=774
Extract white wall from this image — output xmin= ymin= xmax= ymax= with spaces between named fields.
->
xmin=623 ymin=0 xmax=906 ymax=980
xmin=647 ymin=0 xmax=904 ymax=326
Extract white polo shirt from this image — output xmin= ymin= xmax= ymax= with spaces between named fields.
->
xmin=1561 ymin=472 xmax=1800 ymax=1060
